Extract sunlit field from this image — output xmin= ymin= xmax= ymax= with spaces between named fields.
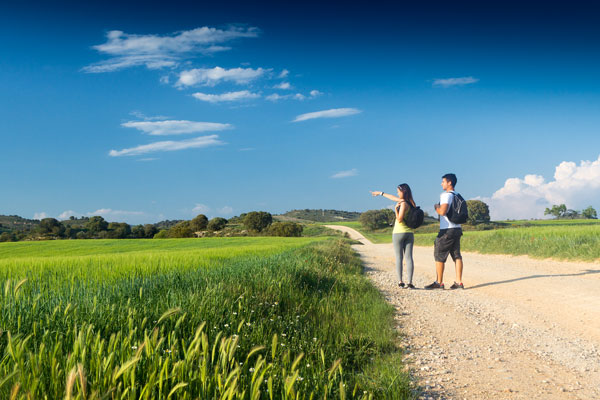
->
xmin=0 ymin=238 xmax=411 ymax=399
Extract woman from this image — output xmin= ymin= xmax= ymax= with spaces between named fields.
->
xmin=370 ymin=184 xmax=416 ymax=289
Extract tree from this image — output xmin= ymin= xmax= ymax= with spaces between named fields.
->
xmin=190 ymin=214 xmax=209 ymax=231
xmin=207 ymin=217 xmax=228 ymax=231
xmin=144 ymin=224 xmax=159 ymax=238
xmin=168 ymin=221 xmax=195 ymax=238
xmin=86 ymin=216 xmax=108 ymax=234
xmin=243 ymin=212 xmax=273 ymax=232
xmin=359 ymin=209 xmax=395 ymax=230
xmin=107 ymin=222 xmax=131 ymax=239
xmin=154 ymin=229 xmax=169 ymax=239
xmin=268 ymin=222 xmax=303 ymax=237
xmin=39 ymin=218 xmax=65 ymax=237
xmin=466 ymin=200 xmax=490 ymax=224
xmin=0 ymin=232 xmax=15 ymax=242
xmin=544 ymin=204 xmax=567 ymax=219
xmin=132 ymin=225 xmax=145 ymax=238
xmin=581 ymin=206 xmax=597 ymax=219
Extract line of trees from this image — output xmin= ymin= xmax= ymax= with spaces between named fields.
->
xmin=544 ymin=204 xmax=597 ymax=219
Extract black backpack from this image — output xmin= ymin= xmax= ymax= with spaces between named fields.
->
xmin=404 ymin=202 xmax=425 ymax=229
xmin=447 ymin=191 xmax=468 ymax=224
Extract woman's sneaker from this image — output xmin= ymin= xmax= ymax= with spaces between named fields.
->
xmin=424 ymin=281 xmax=444 ymax=290
xmin=450 ymin=282 xmax=464 ymax=290
xmin=398 ymin=282 xmax=405 ymax=288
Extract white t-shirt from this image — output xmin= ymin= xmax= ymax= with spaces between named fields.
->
xmin=440 ymin=192 xmax=461 ymax=229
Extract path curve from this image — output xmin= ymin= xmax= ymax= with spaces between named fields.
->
xmin=326 ymin=225 xmax=600 ymax=399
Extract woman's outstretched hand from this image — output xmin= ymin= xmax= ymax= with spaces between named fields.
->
xmin=370 ymin=191 xmax=382 ymax=197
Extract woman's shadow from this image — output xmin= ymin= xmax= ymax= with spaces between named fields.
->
xmin=468 ymin=269 xmax=600 ymax=290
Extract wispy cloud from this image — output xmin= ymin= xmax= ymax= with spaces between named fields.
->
xmin=89 ymin=208 xmax=145 ymax=217
xmin=479 ymin=155 xmax=600 ymax=220
xmin=34 ymin=212 xmax=48 ymax=220
xmin=83 ymin=26 xmax=259 ymax=73
xmin=278 ymin=69 xmax=289 ymax=78
xmin=432 ymin=76 xmax=479 ymax=88
xmin=274 ymin=82 xmax=291 ymax=90
xmin=331 ymin=168 xmax=358 ymax=179
xmin=122 ymin=120 xmax=232 ymax=135
xmin=293 ymin=108 xmax=361 ymax=122
xmin=176 ymin=66 xmax=267 ymax=87
xmin=109 ymin=135 xmax=223 ymax=157
xmin=266 ymin=90 xmax=320 ymax=102
xmin=192 ymin=90 xmax=260 ymax=103
xmin=58 ymin=210 xmax=77 ymax=219
xmin=192 ymin=203 xmax=211 ymax=214
xmin=309 ymin=90 xmax=322 ymax=97
xmin=191 ymin=204 xmax=234 ymax=217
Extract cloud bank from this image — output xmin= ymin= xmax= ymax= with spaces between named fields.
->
xmin=331 ymin=168 xmax=358 ymax=179
xmin=481 ymin=155 xmax=600 ymax=220
xmin=109 ymin=135 xmax=223 ymax=157
xmin=192 ymin=90 xmax=260 ymax=103
xmin=122 ymin=120 xmax=232 ymax=135
xmin=293 ymin=108 xmax=361 ymax=122
xmin=177 ymin=67 xmax=267 ymax=87
xmin=432 ymin=76 xmax=479 ymax=88
xmin=83 ymin=26 xmax=259 ymax=73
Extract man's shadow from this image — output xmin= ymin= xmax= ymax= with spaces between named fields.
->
xmin=468 ymin=269 xmax=600 ymax=290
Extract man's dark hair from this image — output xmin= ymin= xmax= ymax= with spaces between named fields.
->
xmin=442 ymin=173 xmax=457 ymax=187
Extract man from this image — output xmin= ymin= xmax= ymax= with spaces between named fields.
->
xmin=425 ymin=173 xmax=464 ymax=290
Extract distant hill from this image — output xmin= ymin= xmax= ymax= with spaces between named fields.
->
xmin=0 ymin=215 xmax=39 ymax=231
xmin=276 ymin=209 xmax=361 ymax=222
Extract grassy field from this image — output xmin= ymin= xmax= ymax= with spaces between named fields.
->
xmin=326 ymin=220 xmax=600 ymax=262
xmin=0 ymin=237 xmax=412 ymax=399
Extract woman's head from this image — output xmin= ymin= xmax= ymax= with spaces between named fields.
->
xmin=397 ymin=183 xmax=415 ymax=205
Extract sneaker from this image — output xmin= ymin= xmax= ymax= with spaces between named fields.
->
xmin=450 ymin=282 xmax=464 ymax=290
xmin=406 ymin=283 xmax=415 ymax=289
xmin=398 ymin=282 xmax=405 ymax=288
xmin=424 ymin=281 xmax=444 ymax=290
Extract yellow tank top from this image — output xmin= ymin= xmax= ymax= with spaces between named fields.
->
xmin=392 ymin=202 xmax=415 ymax=234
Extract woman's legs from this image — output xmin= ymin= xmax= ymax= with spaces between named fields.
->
xmin=392 ymin=233 xmax=404 ymax=283
xmin=403 ymin=233 xmax=415 ymax=284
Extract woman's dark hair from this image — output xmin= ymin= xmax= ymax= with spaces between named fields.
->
xmin=397 ymin=183 xmax=416 ymax=207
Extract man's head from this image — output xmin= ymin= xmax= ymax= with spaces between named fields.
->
xmin=441 ymin=173 xmax=457 ymax=191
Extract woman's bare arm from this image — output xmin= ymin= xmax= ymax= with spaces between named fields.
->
xmin=370 ymin=191 xmax=402 ymax=202
xmin=396 ymin=201 xmax=407 ymax=223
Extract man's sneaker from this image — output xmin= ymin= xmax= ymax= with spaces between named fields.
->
xmin=424 ymin=281 xmax=444 ymax=290
xmin=406 ymin=283 xmax=415 ymax=289
xmin=450 ymin=282 xmax=464 ymax=290
xmin=398 ymin=282 xmax=405 ymax=288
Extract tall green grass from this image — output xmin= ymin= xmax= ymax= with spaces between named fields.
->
xmin=0 ymin=238 xmax=412 ymax=399
xmin=414 ymin=225 xmax=600 ymax=261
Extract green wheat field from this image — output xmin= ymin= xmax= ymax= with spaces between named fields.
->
xmin=0 ymin=237 xmax=411 ymax=399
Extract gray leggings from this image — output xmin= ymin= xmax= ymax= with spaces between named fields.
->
xmin=393 ymin=232 xmax=414 ymax=283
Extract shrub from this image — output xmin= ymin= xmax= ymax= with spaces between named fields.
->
xmin=168 ymin=221 xmax=195 ymax=238
xmin=359 ymin=209 xmax=394 ymax=230
xmin=153 ymin=229 xmax=169 ymax=239
xmin=207 ymin=217 xmax=228 ymax=231
xmin=190 ymin=214 xmax=209 ymax=231
xmin=243 ymin=211 xmax=273 ymax=232
xmin=268 ymin=221 xmax=303 ymax=237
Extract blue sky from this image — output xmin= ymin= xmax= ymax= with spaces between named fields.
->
xmin=2 ymin=1 xmax=600 ymax=223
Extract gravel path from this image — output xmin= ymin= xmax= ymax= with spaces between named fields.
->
xmin=326 ymin=225 xmax=600 ymax=400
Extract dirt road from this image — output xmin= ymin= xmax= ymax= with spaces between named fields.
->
xmin=326 ymin=225 xmax=600 ymax=399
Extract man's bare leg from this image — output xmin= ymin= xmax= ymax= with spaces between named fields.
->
xmin=435 ymin=261 xmax=445 ymax=284
xmin=455 ymin=258 xmax=463 ymax=283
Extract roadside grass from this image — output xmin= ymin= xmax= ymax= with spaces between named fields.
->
xmin=0 ymin=238 xmax=412 ymax=399
xmin=414 ymin=225 xmax=600 ymax=261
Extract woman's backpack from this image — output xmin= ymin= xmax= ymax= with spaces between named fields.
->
xmin=404 ymin=202 xmax=425 ymax=229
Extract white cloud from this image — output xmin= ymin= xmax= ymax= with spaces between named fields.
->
xmin=331 ymin=168 xmax=358 ymax=179
xmin=217 ymin=206 xmax=234 ymax=215
xmin=266 ymin=92 xmax=317 ymax=102
xmin=83 ymin=26 xmax=259 ymax=73
xmin=278 ymin=69 xmax=289 ymax=78
xmin=176 ymin=66 xmax=267 ymax=87
xmin=309 ymin=90 xmax=322 ymax=97
xmin=34 ymin=212 xmax=48 ymax=220
xmin=109 ymin=135 xmax=223 ymax=157
xmin=192 ymin=203 xmax=211 ymax=214
xmin=480 ymin=155 xmax=600 ymax=220
xmin=89 ymin=209 xmax=145 ymax=218
xmin=58 ymin=210 xmax=77 ymax=219
xmin=293 ymin=93 xmax=306 ymax=100
xmin=192 ymin=90 xmax=260 ymax=103
xmin=122 ymin=120 xmax=232 ymax=135
xmin=432 ymin=76 xmax=479 ymax=88
xmin=274 ymin=82 xmax=291 ymax=90
xmin=293 ymin=108 xmax=361 ymax=122
xmin=266 ymin=93 xmax=286 ymax=101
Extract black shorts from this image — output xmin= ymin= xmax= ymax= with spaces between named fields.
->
xmin=434 ymin=228 xmax=462 ymax=262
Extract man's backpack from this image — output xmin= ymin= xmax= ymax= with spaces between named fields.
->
xmin=447 ymin=192 xmax=468 ymax=224
xmin=404 ymin=202 xmax=425 ymax=229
